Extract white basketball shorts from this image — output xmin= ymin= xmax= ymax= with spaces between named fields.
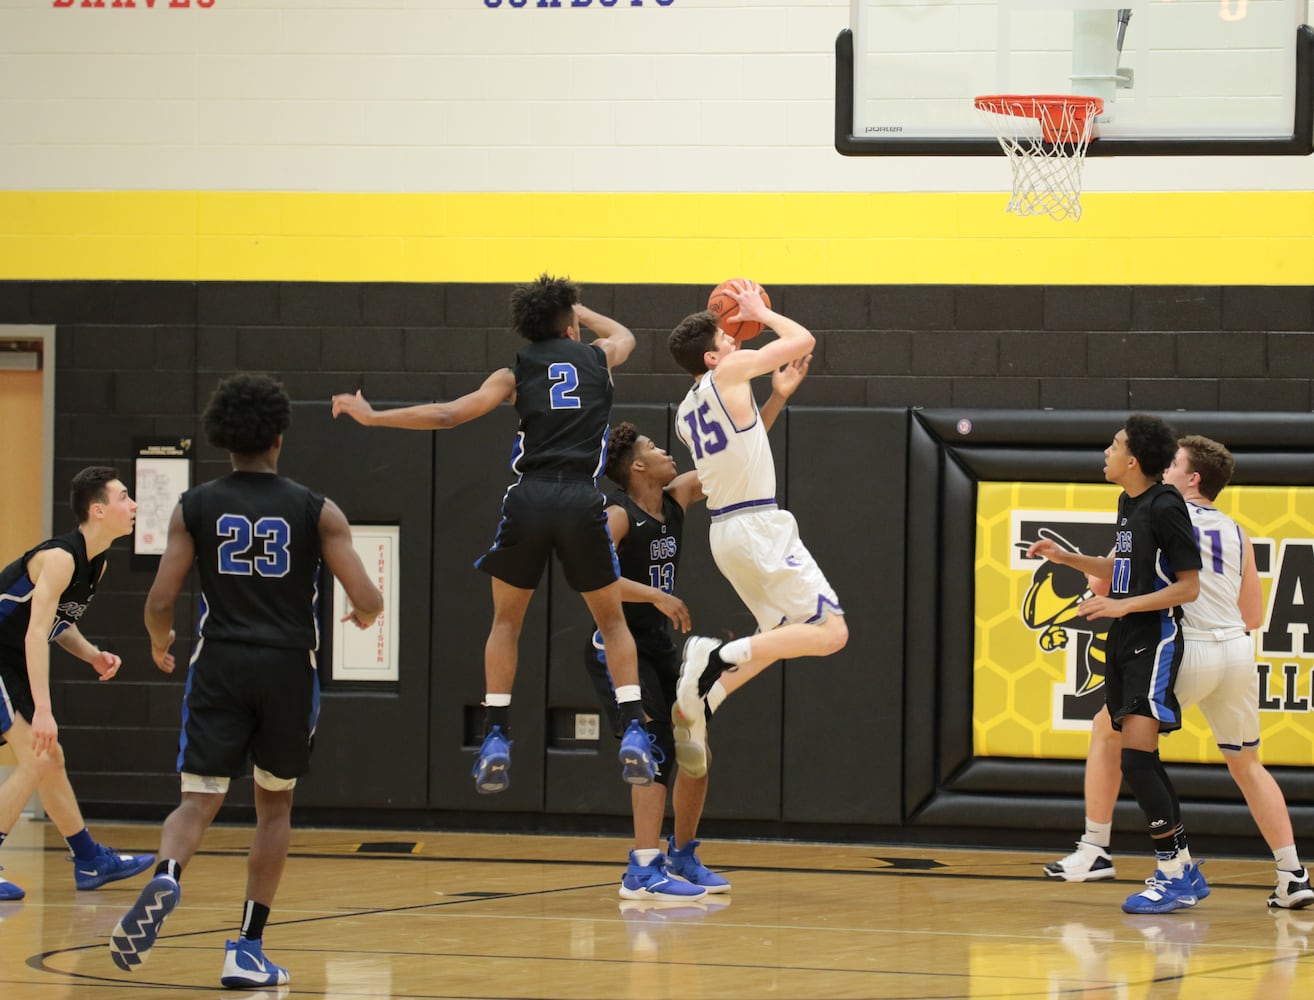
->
xmin=1174 ymin=629 xmax=1259 ymax=754
xmin=709 ymin=507 xmax=842 ymax=635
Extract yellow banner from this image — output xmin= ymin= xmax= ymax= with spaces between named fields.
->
xmin=974 ymin=482 xmax=1314 ymax=764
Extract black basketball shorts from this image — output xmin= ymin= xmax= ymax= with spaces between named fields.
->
xmin=177 ymin=639 xmax=319 ymax=781
xmin=476 ymin=477 xmax=620 ymax=593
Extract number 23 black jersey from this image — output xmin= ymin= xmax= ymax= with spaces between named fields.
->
xmin=181 ymin=471 xmax=327 ymax=650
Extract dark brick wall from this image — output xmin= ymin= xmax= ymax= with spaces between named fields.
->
xmin=3 ymin=279 xmax=1312 ymax=832
xmin=6 ymin=281 xmax=1313 ymax=419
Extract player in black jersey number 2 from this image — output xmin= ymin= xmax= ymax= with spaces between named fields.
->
xmin=332 ymin=274 xmax=655 ymax=794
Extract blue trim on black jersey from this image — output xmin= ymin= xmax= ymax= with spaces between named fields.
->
xmin=0 ymin=578 xmax=35 ymax=627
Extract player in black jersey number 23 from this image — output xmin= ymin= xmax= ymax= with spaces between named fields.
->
xmin=110 ymin=374 xmax=383 ymax=989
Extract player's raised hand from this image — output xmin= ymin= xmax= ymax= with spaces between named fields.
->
xmin=331 ymin=390 xmax=376 ymax=425
xmin=729 ymin=280 xmax=770 ymax=321
xmin=772 ymin=354 xmax=811 ymax=398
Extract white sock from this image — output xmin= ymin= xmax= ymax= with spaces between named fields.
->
xmin=1157 ymin=851 xmax=1185 ymax=879
xmin=706 ymin=680 xmax=727 ymax=715
xmin=633 ymin=848 xmax=660 ymax=866
xmin=1274 ymin=845 xmax=1302 ymax=872
xmin=719 ymin=637 xmax=752 ymax=664
xmin=484 ymin=693 xmax=511 ymax=707
xmin=1082 ymin=818 xmax=1112 ymax=849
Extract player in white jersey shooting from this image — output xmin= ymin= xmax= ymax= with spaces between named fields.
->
xmin=1043 ymin=434 xmax=1313 ymax=910
xmin=664 ymin=281 xmax=846 ymax=778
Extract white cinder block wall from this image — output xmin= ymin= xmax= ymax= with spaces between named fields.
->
xmin=1 ymin=0 xmax=1309 ymax=194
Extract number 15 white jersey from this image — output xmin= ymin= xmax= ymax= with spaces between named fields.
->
xmin=675 ymin=372 xmax=776 ymax=515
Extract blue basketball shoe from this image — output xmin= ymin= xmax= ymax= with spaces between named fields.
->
xmin=666 ymin=837 xmax=731 ymax=893
xmin=618 ymin=720 xmax=655 ymax=786
xmin=221 ymin=938 xmax=290 ymax=988
xmin=73 ymin=845 xmax=155 ymax=890
xmin=0 ymin=867 xmax=24 ymax=901
xmin=619 ymin=851 xmax=706 ymax=900
xmin=109 ymin=873 xmax=180 ymax=971
xmin=1122 ymin=870 xmax=1198 ymax=914
xmin=472 ymin=726 xmax=512 ymax=794
xmin=1185 ymin=860 xmax=1210 ymax=901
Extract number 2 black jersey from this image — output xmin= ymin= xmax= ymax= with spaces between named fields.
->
xmin=0 ymin=529 xmax=105 ymax=654
xmin=1110 ymin=483 xmax=1202 ymax=623
xmin=610 ymin=490 xmax=684 ymax=635
xmin=181 ymin=471 xmax=327 ymax=651
xmin=510 ymin=338 xmax=613 ymax=479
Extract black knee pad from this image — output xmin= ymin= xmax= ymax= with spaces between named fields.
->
xmin=1121 ymin=748 xmax=1180 ymax=834
xmin=646 ymin=718 xmax=674 ymax=787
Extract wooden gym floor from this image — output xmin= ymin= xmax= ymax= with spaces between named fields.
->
xmin=1 ymin=817 xmax=1310 ymax=999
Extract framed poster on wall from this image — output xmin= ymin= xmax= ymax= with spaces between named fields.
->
xmin=330 ymin=524 xmax=398 ymax=684
xmin=132 ymin=437 xmax=192 ymax=570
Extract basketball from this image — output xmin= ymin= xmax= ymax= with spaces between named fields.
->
xmin=707 ymin=279 xmax=770 ymax=342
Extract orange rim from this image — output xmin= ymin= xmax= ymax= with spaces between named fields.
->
xmin=974 ymin=94 xmax=1104 ymax=144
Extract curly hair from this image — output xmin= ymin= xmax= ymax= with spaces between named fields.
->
xmin=1178 ymin=434 xmax=1235 ymax=501
xmin=668 ymin=310 xmax=720 ymax=376
xmin=70 ymin=466 xmax=120 ymax=523
xmin=605 ymin=421 xmax=642 ymax=489
xmin=509 ymin=273 xmax=579 ymax=342
xmin=1124 ymin=413 xmax=1177 ymax=483
xmin=203 ymin=373 xmax=291 ymax=455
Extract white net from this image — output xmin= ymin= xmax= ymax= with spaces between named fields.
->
xmin=975 ymin=95 xmax=1103 ymax=221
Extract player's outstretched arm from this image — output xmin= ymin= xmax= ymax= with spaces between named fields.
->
xmin=1026 ymin=538 xmax=1115 ymax=580
xmin=320 ymin=500 xmax=383 ymax=630
xmin=331 ymin=369 xmax=516 ymax=430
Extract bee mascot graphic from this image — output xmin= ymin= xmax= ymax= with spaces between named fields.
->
xmin=1017 ymin=525 xmax=1114 ymax=724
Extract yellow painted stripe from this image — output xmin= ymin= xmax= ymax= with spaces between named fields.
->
xmin=2 ymin=191 xmax=1311 ymax=284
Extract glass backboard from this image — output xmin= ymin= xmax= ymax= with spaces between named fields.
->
xmin=837 ymin=0 xmax=1313 ymax=155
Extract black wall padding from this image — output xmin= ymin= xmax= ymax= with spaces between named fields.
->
xmin=426 ymin=405 xmax=551 ymax=812
xmin=279 ymin=401 xmax=434 ymax=809
xmin=781 ymin=408 xmax=907 ymax=824
xmin=906 ymin=408 xmax=1314 ymax=845
xmin=544 ymin=403 xmax=671 ymax=817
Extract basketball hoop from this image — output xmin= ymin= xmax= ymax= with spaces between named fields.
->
xmin=974 ymin=94 xmax=1103 ymax=221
